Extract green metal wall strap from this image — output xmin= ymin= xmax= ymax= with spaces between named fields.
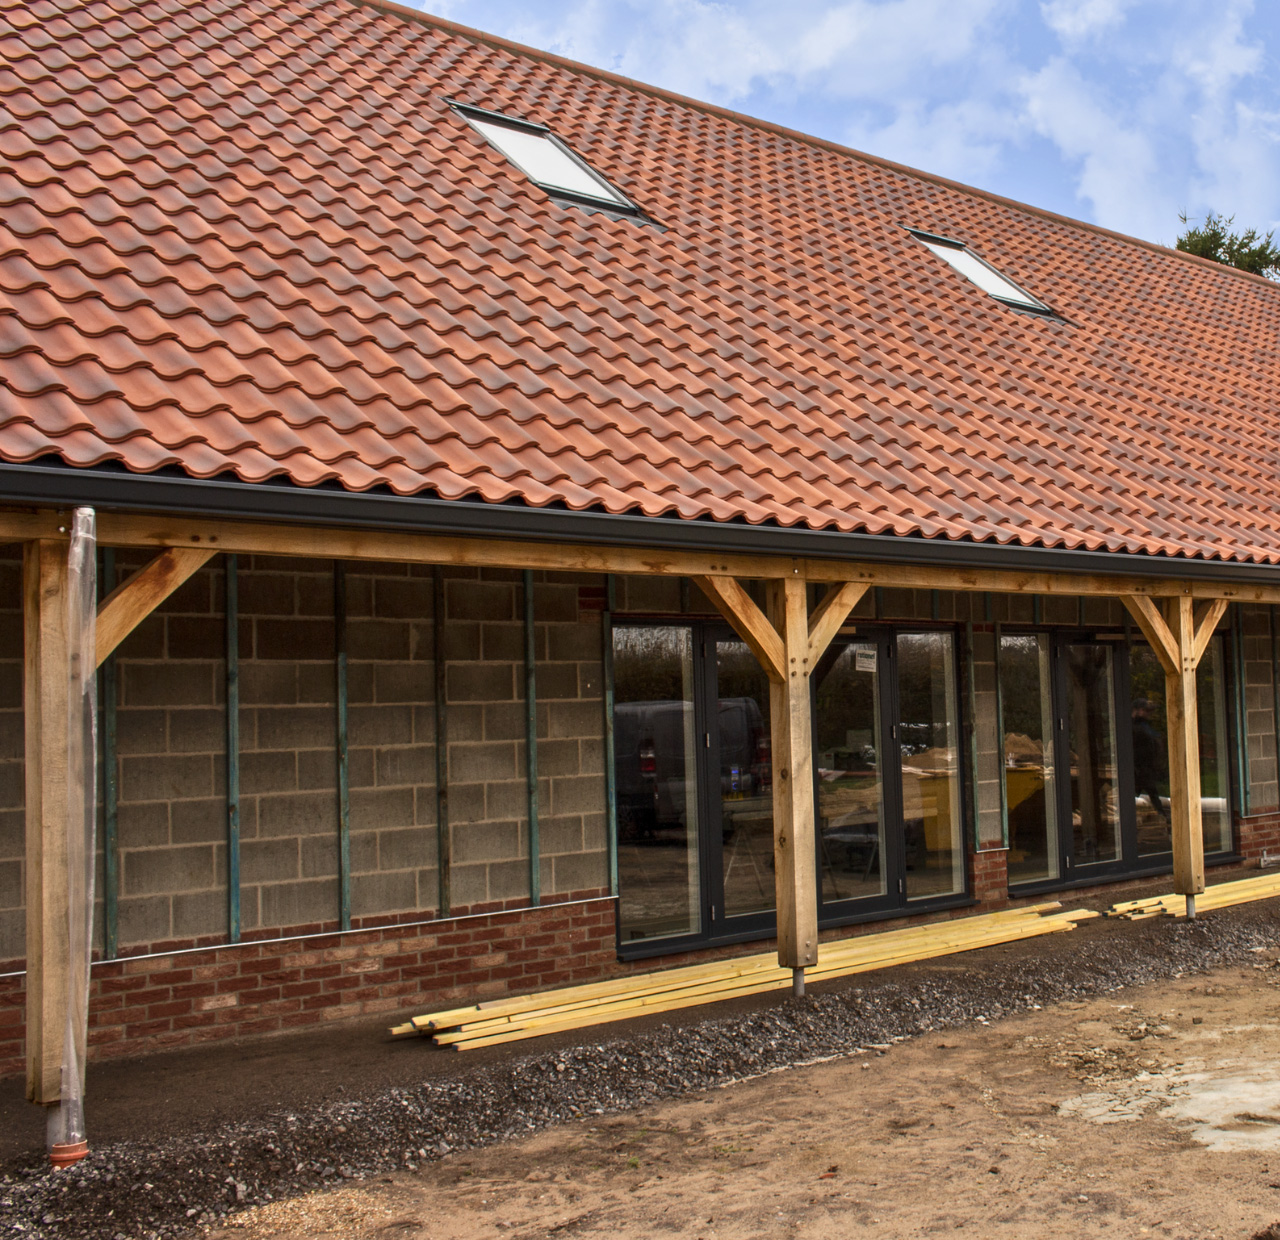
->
xmin=225 ymin=553 xmax=241 ymax=942
xmin=334 ymin=562 xmax=351 ymax=931
xmin=524 ymin=569 xmax=540 ymax=906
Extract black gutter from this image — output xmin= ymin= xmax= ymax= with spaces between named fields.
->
xmin=3 ymin=460 xmax=1280 ymax=586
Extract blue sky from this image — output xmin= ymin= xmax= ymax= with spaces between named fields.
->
xmin=421 ymin=0 xmax=1280 ymax=247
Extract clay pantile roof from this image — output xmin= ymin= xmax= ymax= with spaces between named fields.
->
xmin=4 ymin=0 xmax=1280 ymax=562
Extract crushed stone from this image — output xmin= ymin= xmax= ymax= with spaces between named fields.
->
xmin=1 ymin=908 xmax=1277 ymax=1239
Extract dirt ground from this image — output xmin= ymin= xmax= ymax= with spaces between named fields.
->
xmin=207 ymin=957 xmax=1280 ymax=1240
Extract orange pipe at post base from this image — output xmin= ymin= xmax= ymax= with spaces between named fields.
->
xmin=49 ymin=1139 xmax=88 ymax=1168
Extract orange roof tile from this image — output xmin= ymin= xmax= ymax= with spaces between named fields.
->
xmin=4 ymin=0 xmax=1280 ymax=562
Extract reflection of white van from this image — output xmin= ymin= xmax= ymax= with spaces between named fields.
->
xmin=614 ymin=697 xmax=769 ymax=839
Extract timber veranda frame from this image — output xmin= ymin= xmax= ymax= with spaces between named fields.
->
xmin=5 ymin=502 xmax=1270 ymax=1105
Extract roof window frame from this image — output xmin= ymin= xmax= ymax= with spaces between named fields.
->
xmin=451 ymin=100 xmax=653 ymax=224
xmin=909 ymin=228 xmax=1056 ymax=318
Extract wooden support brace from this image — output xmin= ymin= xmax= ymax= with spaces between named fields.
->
xmin=95 ymin=547 xmax=215 ymax=667
xmin=690 ymin=575 xmax=785 ymax=681
xmin=693 ymin=575 xmax=866 ymax=972
xmin=807 ymin=582 xmax=870 ymax=666
xmin=1120 ymin=594 xmax=1228 ymax=899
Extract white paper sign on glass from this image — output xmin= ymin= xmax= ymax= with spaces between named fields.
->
xmin=469 ymin=117 xmax=629 ymax=206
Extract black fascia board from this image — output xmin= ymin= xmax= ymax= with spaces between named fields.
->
xmin=1 ymin=460 xmax=1278 ymax=587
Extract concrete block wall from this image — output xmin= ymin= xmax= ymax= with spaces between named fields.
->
xmin=444 ymin=569 xmax=607 ymax=907
xmin=343 ymin=562 xmax=437 ymax=922
xmin=0 ymin=551 xmax=20 ymax=962
xmin=0 ymin=552 xmax=611 ymax=970
xmin=109 ymin=551 xmax=229 ymax=950
xmin=236 ymin=556 xmax=340 ymax=936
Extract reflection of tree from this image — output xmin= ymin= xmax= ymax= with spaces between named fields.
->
xmin=614 ymin=628 xmax=689 ymax=704
xmin=815 ymin=642 xmax=876 ymax=754
xmin=718 ymin=643 xmax=766 ymax=703
xmin=897 ymin=634 xmax=952 ymax=751
xmin=1000 ymin=636 xmax=1046 ymax=741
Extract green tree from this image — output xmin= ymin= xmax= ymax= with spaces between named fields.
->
xmin=1176 ymin=211 xmax=1280 ymax=278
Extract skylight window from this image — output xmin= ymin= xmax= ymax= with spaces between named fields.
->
xmin=455 ymin=103 xmax=642 ymax=216
xmin=911 ymin=231 xmax=1053 ymax=315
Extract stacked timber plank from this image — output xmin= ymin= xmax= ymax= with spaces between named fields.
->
xmin=390 ymin=903 xmax=1097 ymax=1051
xmin=1107 ymin=871 xmax=1280 ymax=921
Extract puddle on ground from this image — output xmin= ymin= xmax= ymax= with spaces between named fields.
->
xmin=1060 ymin=1058 xmax=1280 ymax=1152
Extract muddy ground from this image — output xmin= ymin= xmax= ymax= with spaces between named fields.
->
xmin=210 ymin=960 xmax=1280 ymax=1240
xmin=4 ymin=885 xmax=1280 ymax=1239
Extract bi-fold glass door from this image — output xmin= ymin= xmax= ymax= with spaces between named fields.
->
xmin=614 ymin=621 xmax=967 ymax=956
xmin=1001 ymin=630 xmax=1233 ymax=890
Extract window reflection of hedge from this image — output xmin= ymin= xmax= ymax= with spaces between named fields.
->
xmin=815 ymin=644 xmax=876 ymax=753
xmin=1000 ymin=635 xmax=1048 ymax=743
xmin=614 ymin=628 xmax=689 ymax=704
xmin=717 ymin=642 xmax=765 ymax=702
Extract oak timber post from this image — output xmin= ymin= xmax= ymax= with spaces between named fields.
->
xmin=23 ymin=539 xmax=71 ymax=1105
xmin=1165 ymin=597 xmax=1204 ymax=899
xmin=765 ymin=578 xmax=819 ymax=983
xmin=1119 ymin=594 xmax=1228 ymax=915
xmin=692 ymin=574 xmax=867 ymax=990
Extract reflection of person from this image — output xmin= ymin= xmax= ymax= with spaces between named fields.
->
xmin=1131 ymin=698 xmax=1168 ymax=822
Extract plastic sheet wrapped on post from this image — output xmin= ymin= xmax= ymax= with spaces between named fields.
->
xmin=48 ymin=508 xmax=96 ymax=1166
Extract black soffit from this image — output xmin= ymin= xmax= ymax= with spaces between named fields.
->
xmin=0 ymin=460 xmax=1277 ymax=588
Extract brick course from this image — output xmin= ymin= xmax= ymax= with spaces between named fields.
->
xmin=0 ymin=890 xmax=617 ymax=1079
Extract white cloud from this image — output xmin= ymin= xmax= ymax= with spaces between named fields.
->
xmin=1020 ymin=56 xmax=1168 ymax=236
xmin=1039 ymin=0 xmax=1132 ymax=42
xmin=435 ymin=0 xmax=1280 ymax=243
xmin=457 ymin=0 xmax=1007 ymax=105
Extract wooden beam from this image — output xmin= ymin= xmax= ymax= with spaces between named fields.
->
xmin=807 ymin=582 xmax=870 ymax=666
xmin=1119 ymin=594 xmax=1180 ymax=674
xmin=766 ymin=577 xmax=818 ymax=972
xmin=690 ymin=575 xmax=785 ymax=681
xmin=0 ymin=510 xmax=67 ymax=545
xmin=23 ymin=541 xmax=69 ymax=1104
xmin=27 ymin=508 xmax=1274 ymax=603
xmin=1191 ymin=598 xmax=1230 ymax=667
xmin=1164 ymin=596 xmax=1205 ymax=896
xmin=95 ymin=548 xmax=216 ymax=667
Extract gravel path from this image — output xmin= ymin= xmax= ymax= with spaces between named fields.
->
xmin=3 ymin=906 xmax=1278 ymax=1240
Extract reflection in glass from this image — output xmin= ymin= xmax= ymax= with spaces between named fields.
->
xmin=717 ymin=641 xmax=775 ymax=919
xmin=613 ymin=627 xmax=701 ymax=941
xmin=1067 ymin=643 xmax=1121 ymax=864
xmin=814 ymin=640 xmax=886 ymax=904
xmin=1129 ymin=638 xmax=1232 ymax=857
xmin=1198 ymin=638 xmax=1232 ymax=854
xmin=1128 ymin=643 xmax=1171 ymax=857
xmin=898 ymin=632 xmax=963 ymax=900
xmin=1000 ymin=634 xmax=1060 ymax=885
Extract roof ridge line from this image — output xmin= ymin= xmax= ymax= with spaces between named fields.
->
xmin=343 ymin=0 xmax=1280 ymax=295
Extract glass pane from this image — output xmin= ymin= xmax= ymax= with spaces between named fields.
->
xmin=1198 ymin=638 xmax=1232 ymax=854
xmin=815 ymin=641 xmax=886 ymax=903
xmin=1066 ymin=643 xmax=1121 ymax=864
xmin=717 ymin=640 xmax=775 ymax=919
xmin=470 ymin=118 xmax=626 ymax=204
xmin=1128 ymin=639 xmax=1232 ymax=857
xmin=613 ymin=627 xmax=701 ymax=942
xmin=898 ymin=633 xmax=963 ymax=900
xmin=1000 ymin=634 xmax=1060 ymax=885
xmin=921 ymin=239 xmax=1046 ymax=309
xmin=1128 ymin=644 xmax=1171 ymax=857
